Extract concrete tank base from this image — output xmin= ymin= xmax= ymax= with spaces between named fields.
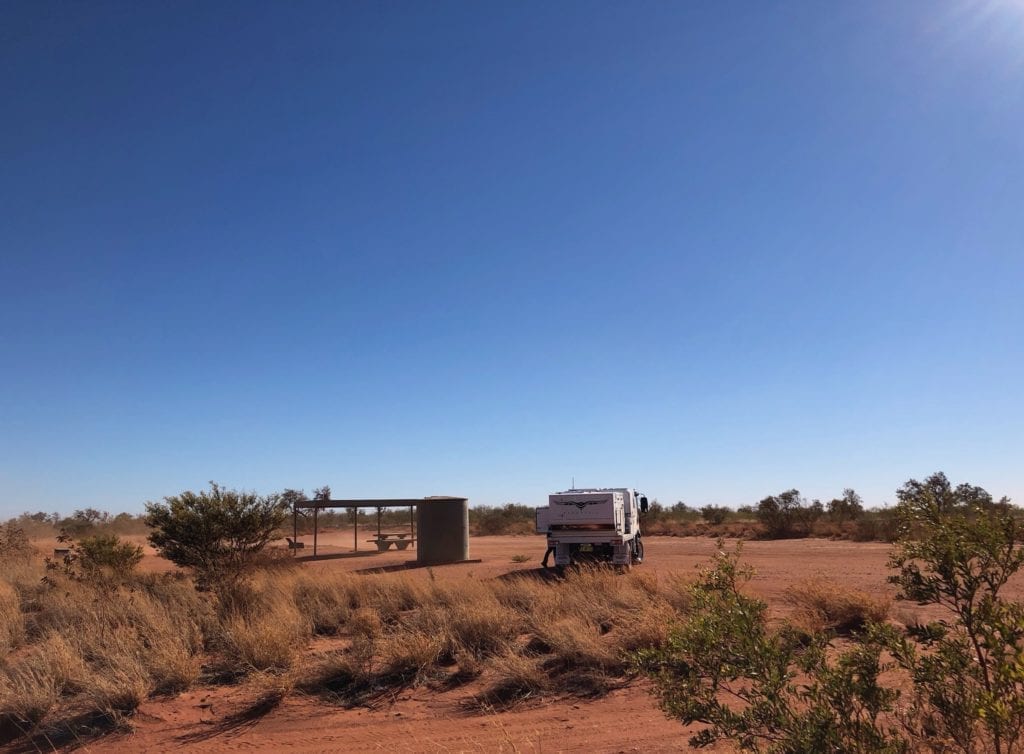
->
xmin=415 ymin=497 xmax=470 ymax=565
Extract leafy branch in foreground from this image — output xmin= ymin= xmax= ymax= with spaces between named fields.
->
xmin=640 ymin=472 xmax=1024 ymax=754
xmin=635 ymin=542 xmax=904 ymax=752
xmin=885 ymin=472 xmax=1024 ymax=754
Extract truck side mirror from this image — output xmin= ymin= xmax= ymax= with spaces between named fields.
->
xmin=640 ymin=496 xmax=649 ymax=513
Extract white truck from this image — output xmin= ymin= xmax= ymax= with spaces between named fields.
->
xmin=535 ymin=488 xmax=649 ymax=568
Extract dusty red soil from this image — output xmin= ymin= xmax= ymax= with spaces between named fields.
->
xmin=33 ymin=534 xmax=1020 ymax=753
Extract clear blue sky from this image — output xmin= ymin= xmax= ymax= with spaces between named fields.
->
xmin=2 ymin=1 xmax=1022 ymax=517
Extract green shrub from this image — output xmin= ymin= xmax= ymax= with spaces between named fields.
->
xmin=827 ymin=488 xmax=864 ymax=522
xmin=852 ymin=507 xmax=901 ymax=542
xmin=641 ymin=473 xmax=1024 ymax=754
xmin=698 ymin=505 xmax=730 ymax=525
xmin=884 ymin=472 xmax=1024 ymax=754
xmin=469 ymin=504 xmax=535 ymax=535
xmin=57 ymin=508 xmax=110 ymax=537
xmin=77 ymin=535 xmax=143 ymax=578
xmin=145 ymin=482 xmax=289 ymax=589
xmin=755 ymin=489 xmax=822 ymax=538
xmin=636 ymin=543 xmax=904 ymax=752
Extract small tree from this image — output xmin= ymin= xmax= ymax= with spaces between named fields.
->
xmin=59 ymin=507 xmax=110 ymax=537
xmin=699 ymin=505 xmax=730 ymax=525
xmin=755 ymin=489 xmax=822 ymax=538
xmin=828 ymin=488 xmax=864 ymax=522
xmin=641 ymin=474 xmax=1024 ymax=753
xmin=670 ymin=501 xmax=697 ymax=519
xmin=145 ymin=482 xmax=289 ymax=588
xmin=886 ymin=473 xmax=1024 ymax=754
xmin=643 ymin=500 xmax=667 ymax=525
xmin=637 ymin=543 xmax=905 ymax=752
xmin=895 ymin=471 xmax=1002 ymax=516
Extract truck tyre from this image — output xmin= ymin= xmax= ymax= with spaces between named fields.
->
xmin=633 ymin=539 xmax=644 ymax=564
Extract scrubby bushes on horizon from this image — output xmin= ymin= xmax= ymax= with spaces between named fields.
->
xmin=755 ymin=489 xmax=823 ymax=538
xmin=698 ymin=505 xmax=730 ymax=525
xmin=469 ymin=504 xmax=536 ymax=535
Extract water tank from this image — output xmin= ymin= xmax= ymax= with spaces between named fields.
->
xmin=416 ymin=497 xmax=469 ymax=565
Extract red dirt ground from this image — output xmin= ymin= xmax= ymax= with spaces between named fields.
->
xmin=31 ymin=534 xmax=1022 ymax=753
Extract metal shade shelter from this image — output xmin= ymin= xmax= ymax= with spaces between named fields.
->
xmin=291 ymin=496 xmax=469 ymax=564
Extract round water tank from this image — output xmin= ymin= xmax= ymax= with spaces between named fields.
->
xmin=416 ymin=497 xmax=469 ymax=565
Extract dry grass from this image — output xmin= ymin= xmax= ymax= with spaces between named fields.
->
xmin=0 ymin=556 xmax=691 ymax=741
xmin=219 ymin=584 xmax=310 ymax=674
xmin=475 ymin=651 xmax=549 ymax=709
xmin=782 ymin=577 xmax=891 ymax=634
xmin=0 ymin=565 xmax=211 ymax=740
xmin=0 ymin=651 xmax=64 ymax=730
xmin=0 ymin=581 xmax=24 ymax=654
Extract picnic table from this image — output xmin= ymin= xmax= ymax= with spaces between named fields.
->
xmin=366 ymin=533 xmax=416 ymax=552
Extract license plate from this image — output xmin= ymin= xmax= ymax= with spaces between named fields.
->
xmin=578 ymin=544 xmax=593 ymax=552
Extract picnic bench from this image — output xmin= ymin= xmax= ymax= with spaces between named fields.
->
xmin=366 ymin=533 xmax=416 ymax=552
xmin=286 ymin=537 xmax=305 ymax=550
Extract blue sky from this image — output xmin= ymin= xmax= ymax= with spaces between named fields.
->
xmin=2 ymin=1 xmax=1022 ymax=516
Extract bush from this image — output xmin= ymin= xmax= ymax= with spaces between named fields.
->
xmin=827 ymin=488 xmax=864 ymax=522
xmin=698 ymin=505 xmax=730 ymax=525
xmin=636 ymin=543 xmax=905 ymax=751
xmin=145 ymin=482 xmax=289 ymax=588
xmin=57 ymin=508 xmax=110 ymax=538
xmin=469 ymin=504 xmax=535 ymax=535
xmin=755 ymin=489 xmax=823 ymax=538
xmin=640 ymin=473 xmax=1024 ymax=754
xmin=884 ymin=472 xmax=1024 ymax=754
xmin=852 ymin=507 xmax=901 ymax=542
xmin=77 ymin=535 xmax=144 ymax=578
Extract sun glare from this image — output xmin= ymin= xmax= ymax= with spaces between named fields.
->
xmin=946 ymin=0 xmax=1024 ymax=63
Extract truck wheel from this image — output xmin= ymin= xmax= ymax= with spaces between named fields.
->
xmin=634 ymin=539 xmax=644 ymax=564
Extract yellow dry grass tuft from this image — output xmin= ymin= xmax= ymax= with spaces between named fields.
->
xmin=219 ymin=579 xmax=310 ymax=674
xmin=476 ymin=651 xmax=549 ymax=709
xmin=783 ymin=577 xmax=891 ymax=634
xmin=0 ymin=581 xmax=24 ymax=654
